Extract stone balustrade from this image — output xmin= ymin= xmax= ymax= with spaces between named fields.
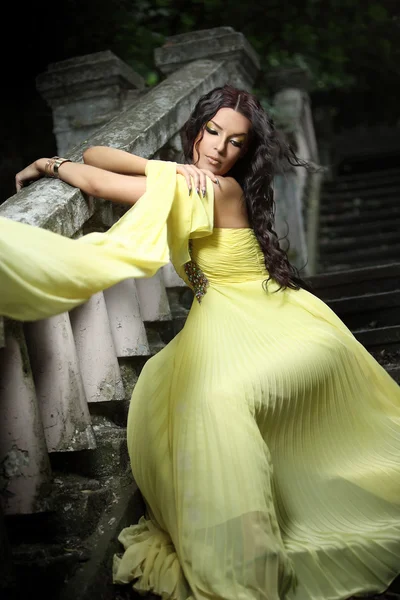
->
xmin=0 ymin=28 xmax=260 ymax=518
xmin=0 ymin=27 xmax=321 ymax=527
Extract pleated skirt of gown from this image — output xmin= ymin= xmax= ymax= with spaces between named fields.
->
xmin=113 ymin=228 xmax=400 ymax=600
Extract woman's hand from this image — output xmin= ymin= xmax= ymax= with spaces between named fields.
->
xmin=176 ymin=164 xmax=219 ymax=197
xmin=15 ymin=159 xmax=47 ymax=192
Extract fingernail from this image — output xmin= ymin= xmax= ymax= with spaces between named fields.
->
xmin=188 ymin=187 xmax=192 ymax=195
xmin=202 ymin=188 xmax=206 ymax=197
xmin=215 ymin=178 xmax=219 ymax=185
xmin=196 ymin=187 xmax=200 ymax=195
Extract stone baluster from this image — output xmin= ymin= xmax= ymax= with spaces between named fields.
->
xmin=24 ymin=314 xmax=96 ymax=453
xmin=162 ymin=263 xmax=186 ymax=288
xmin=103 ymin=279 xmax=151 ymax=398
xmin=103 ymin=280 xmax=150 ymax=358
xmin=69 ymin=292 xmax=125 ymax=403
xmin=135 ymin=272 xmax=172 ymax=323
xmin=0 ymin=321 xmax=52 ymax=514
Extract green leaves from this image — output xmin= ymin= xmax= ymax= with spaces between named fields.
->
xmin=57 ymin=0 xmax=397 ymax=124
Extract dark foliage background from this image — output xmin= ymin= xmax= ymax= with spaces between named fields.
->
xmin=2 ymin=0 xmax=399 ymax=199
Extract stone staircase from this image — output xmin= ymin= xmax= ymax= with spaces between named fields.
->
xmin=306 ymin=161 xmax=400 ymax=600
xmin=309 ymin=163 xmax=400 ymax=382
xmin=307 ymin=262 xmax=400 ymax=382
xmin=318 ymin=166 xmax=400 ymax=273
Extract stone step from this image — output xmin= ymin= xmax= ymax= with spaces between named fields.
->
xmin=319 ymin=217 xmax=400 ymax=238
xmin=320 ymin=230 xmax=399 ymax=254
xmin=306 ymin=262 xmax=400 ymax=300
xmin=387 ymin=365 xmax=400 ymax=383
xmin=323 ymin=166 xmax=400 ymax=188
xmin=49 ymin=421 xmax=131 ymax=480
xmin=327 ymin=290 xmax=400 ymax=330
xmin=320 ymin=190 xmax=400 ymax=214
xmin=5 ymin=479 xmax=142 ymax=600
xmin=321 ymin=256 xmax=400 ymax=273
xmin=9 ymin=542 xmax=86 ymax=599
xmin=354 ymin=324 xmax=400 ymax=352
xmin=321 ymin=184 xmax=400 ymax=205
xmin=323 ymin=178 xmax=400 ymax=198
xmin=319 ymin=204 xmax=400 ymax=226
xmin=59 ymin=483 xmax=144 ymax=600
xmin=4 ymin=420 xmax=140 ymax=600
xmin=319 ymin=242 xmax=400 ymax=271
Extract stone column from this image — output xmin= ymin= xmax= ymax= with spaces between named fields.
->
xmin=155 ymin=27 xmax=260 ymax=91
xmin=266 ymin=67 xmax=320 ymax=274
xmin=36 ymin=50 xmax=146 ymax=156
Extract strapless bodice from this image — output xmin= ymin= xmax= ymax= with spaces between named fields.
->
xmin=189 ymin=227 xmax=268 ymax=284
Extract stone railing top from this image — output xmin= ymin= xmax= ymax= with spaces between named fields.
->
xmin=155 ymin=26 xmax=260 ymax=80
xmin=36 ymin=50 xmax=145 ymax=105
xmin=0 ymin=58 xmax=229 ymax=237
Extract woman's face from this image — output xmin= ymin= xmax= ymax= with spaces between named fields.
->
xmin=193 ymin=107 xmax=251 ymax=176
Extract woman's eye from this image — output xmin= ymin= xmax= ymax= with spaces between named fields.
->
xmin=205 ymin=125 xmax=218 ymax=135
xmin=231 ymin=140 xmax=243 ymax=148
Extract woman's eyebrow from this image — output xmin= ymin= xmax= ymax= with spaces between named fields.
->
xmin=210 ymin=120 xmax=248 ymax=137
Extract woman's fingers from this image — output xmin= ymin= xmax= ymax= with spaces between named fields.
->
xmin=177 ymin=164 xmax=220 ymax=196
xmin=188 ymin=166 xmax=201 ymax=195
xmin=187 ymin=166 xmax=215 ymax=197
xmin=176 ymin=165 xmax=193 ymax=193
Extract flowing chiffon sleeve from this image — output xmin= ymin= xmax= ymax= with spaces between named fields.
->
xmin=0 ymin=160 xmax=214 ymax=322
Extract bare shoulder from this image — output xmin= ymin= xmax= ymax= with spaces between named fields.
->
xmin=213 ymin=176 xmax=244 ymax=202
xmin=212 ymin=176 xmax=249 ymax=228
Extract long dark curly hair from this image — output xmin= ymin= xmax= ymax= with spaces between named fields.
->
xmin=181 ymin=84 xmax=314 ymax=292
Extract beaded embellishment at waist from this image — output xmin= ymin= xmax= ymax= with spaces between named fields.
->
xmin=183 ymin=259 xmax=209 ymax=303
xmin=183 ymin=239 xmax=209 ymax=304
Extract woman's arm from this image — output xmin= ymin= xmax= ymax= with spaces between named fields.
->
xmin=83 ymin=146 xmax=148 ymax=176
xmin=15 ymin=155 xmax=218 ymax=205
xmin=83 ymin=147 xmax=218 ymax=195
xmin=15 ymin=158 xmax=147 ymax=205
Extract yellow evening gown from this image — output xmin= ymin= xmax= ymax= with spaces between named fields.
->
xmin=1 ymin=161 xmax=400 ymax=600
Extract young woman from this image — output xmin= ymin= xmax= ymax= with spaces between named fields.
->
xmin=6 ymin=85 xmax=400 ymax=600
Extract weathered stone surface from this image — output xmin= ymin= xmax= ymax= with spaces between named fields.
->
xmin=155 ymin=27 xmax=260 ymax=89
xmin=59 ymin=483 xmax=143 ymax=600
xmin=36 ymin=51 xmax=145 ymax=106
xmin=24 ymin=314 xmax=96 ymax=453
xmin=0 ymin=58 xmax=229 ymax=236
xmin=36 ymin=51 xmax=146 ymax=157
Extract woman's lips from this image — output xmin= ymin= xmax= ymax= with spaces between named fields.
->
xmin=206 ymin=156 xmax=220 ymax=166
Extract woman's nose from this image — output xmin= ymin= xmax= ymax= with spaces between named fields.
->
xmin=214 ymin=139 xmax=225 ymax=154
